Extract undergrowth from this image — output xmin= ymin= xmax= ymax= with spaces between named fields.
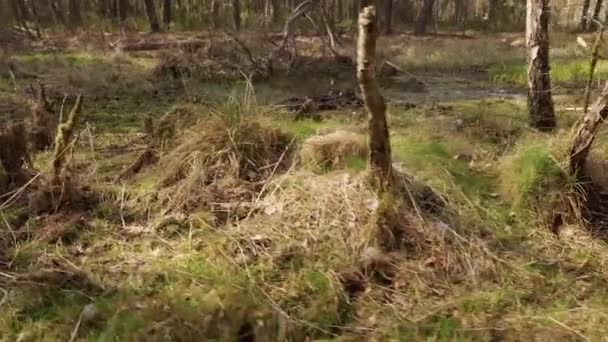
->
xmin=4 ymin=32 xmax=608 ymax=341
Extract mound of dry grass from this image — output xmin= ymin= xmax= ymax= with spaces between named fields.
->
xmin=207 ymin=170 xmax=500 ymax=336
xmin=300 ymin=130 xmax=367 ymax=172
xmin=156 ymin=116 xmax=292 ymax=223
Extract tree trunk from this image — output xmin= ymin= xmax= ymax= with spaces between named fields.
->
xmin=212 ymin=0 xmax=221 ymax=28
xmin=16 ymin=0 xmax=30 ymax=21
xmin=29 ymin=0 xmax=42 ymax=38
xmin=271 ymin=0 xmax=280 ymax=23
xmin=232 ymin=0 xmax=241 ymax=31
xmin=68 ymin=0 xmax=81 ymax=27
xmin=581 ymin=0 xmax=592 ymax=31
xmin=591 ymin=0 xmax=604 ymax=30
xmin=163 ymin=0 xmax=171 ymax=26
xmin=357 ymin=6 xmax=393 ymax=189
xmin=526 ymin=0 xmax=556 ymax=131
xmin=50 ymin=0 xmax=67 ymax=25
xmin=384 ymin=0 xmax=393 ymax=33
xmin=414 ymin=0 xmax=435 ymax=35
xmin=487 ymin=0 xmax=499 ymax=29
xmin=144 ymin=0 xmax=161 ymax=32
xmin=118 ymin=0 xmax=128 ymax=22
xmin=570 ymin=81 xmax=608 ymax=176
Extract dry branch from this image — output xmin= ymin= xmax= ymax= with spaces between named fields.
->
xmin=52 ymin=94 xmax=83 ymax=183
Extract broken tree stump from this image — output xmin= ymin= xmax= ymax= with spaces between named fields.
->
xmin=357 ymin=6 xmax=393 ymax=190
xmin=570 ymin=81 xmax=608 ymax=178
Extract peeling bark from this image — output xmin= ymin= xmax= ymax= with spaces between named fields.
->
xmin=526 ymin=0 xmax=556 ymax=131
xmin=570 ymin=82 xmax=608 ymax=177
xmin=357 ymin=6 xmax=392 ymax=189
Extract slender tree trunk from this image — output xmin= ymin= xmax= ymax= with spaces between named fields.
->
xmin=358 ymin=6 xmax=393 ymax=189
xmin=414 ymin=0 xmax=435 ymax=35
xmin=526 ymin=0 xmax=556 ymax=131
xmin=584 ymin=9 xmax=608 ymax=114
xmin=232 ymin=0 xmax=241 ymax=31
xmin=16 ymin=0 xmax=30 ymax=21
xmin=271 ymin=0 xmax=280 ymax=23
xmin=68 ymin=0 xmax=81 ymax=27
xmin=570 ymin=81 xmax=608 ymax=176
xmin=163 ymin=0 xmax=171 ymax=26
xmin=337 ymin=0 xmax=343 ymax=22
xmin=591 ymin=0 xmax=604 ymax=30
xmin=487 ymin=0 xmax=499 ymax=29
xmin=212 ymin=0 xmax=221 ymax=28
xmin=144 ymin=0 xmax=161 ymax=32
xmin=118 ymin=0 xmax=128 ymax=22
xmin=581 ymin=0 xmax=592 ymax=31
xmin=30 ymin=0 xmax=43 ymax=38
xmin=384 ymin=0 xmax=393 ymax=33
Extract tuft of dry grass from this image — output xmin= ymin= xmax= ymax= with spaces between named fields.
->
xmin=300 ymin=130 xmax=367 ymax=172
xmin=152 ymin=114 xmax=292 ymax=224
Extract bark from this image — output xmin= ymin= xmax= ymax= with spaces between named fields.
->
xmin=68 ymin=0 xmax=81 ymax=27
xmin=212 ymin=0 xmax=220 ymax=28
xmin=357 ymin=6 xmax=393 ymax=189
xmin=233 ymin=0 xmax=242 ymax=31
xmin=163 ymin=0 xmax=171 ymax=26
xmin=526 ymin=0 xmax=556 ymax=131
xmin=144 ymin=0 xmax=161 ymax=32
xmin=384 ymin=0 xmax=393 ymax=33
xmin=414 ymin=0 xmax=435 ymax=35
xmin=570 ymin=82 xmax=608 ymax=176
xmin=581 ymin=0 xmax=592 ymax=31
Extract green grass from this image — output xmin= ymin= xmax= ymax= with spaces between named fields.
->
xmin=7 ymin=32 xmax=608 ymax=341
xmin=489 ymin=59 xmax=608 ymax=85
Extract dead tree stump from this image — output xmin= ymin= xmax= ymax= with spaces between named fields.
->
xmin=570 ymin=82 xmax=608 ymax=177
xmin=357 ymin=6 xmax=393 ymax=190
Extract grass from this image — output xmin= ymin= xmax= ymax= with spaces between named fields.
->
xmin=489 ymin=59 xmax=608 ymax=85
xmin=5 ymin=31 xmax=608 ymax=341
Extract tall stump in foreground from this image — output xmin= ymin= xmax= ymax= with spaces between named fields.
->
xmin=526 ymin=0 xmax=556 ymax=131
xmin=357 ymin=6 xmax=392 ymax=190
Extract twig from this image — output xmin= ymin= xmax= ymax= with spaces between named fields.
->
xmin=0 ymin=211 xmax=17 ymax=247
xmin=546 ymin=316 xmax=590 ymax=341
xmin=68 ymin=311 xmax=84 ymax=342
xmin=0 ymin=287 xmax=7 ymax=307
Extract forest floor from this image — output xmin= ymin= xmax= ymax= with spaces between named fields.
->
xmin=2 ymin=29 xmax=608 ymax=341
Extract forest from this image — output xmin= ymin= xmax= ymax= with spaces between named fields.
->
xmin=3 ymin=0 xmax=608 ymax=340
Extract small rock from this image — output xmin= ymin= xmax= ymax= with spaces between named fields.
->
xmin=80 ymin=303 xmax=98 ymax=324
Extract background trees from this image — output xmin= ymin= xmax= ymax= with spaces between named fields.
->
xmin=2 ymin=0 xmax=604 ymax=35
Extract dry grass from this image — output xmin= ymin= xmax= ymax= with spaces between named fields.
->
xmin=300 ymin=130 xmax=367 ymax=172
xmin=151 ymin=113 xmax=292 ymax=224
